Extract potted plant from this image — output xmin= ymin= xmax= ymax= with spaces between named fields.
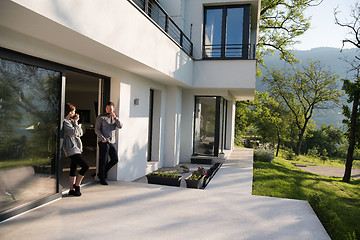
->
xmin=185 ymin=167 xmax=206 ymax=189
xmin=146 ymin=170 xmax=182 ymax=187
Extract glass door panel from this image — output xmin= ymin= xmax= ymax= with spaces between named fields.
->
xmin=219 ymin=99 xmax=228 ymax=153
xmin=204 ymin=8 xmax=223 ymax=58
xmin=219 ymin=98 xmax=224 ymax=153
xmin=225 ymin=7 xmax=244 ymax=57
xmin=194 ymin=97 xmax=216 ymax=155
xmin=0 ymin=58 xmax=60 ymax=214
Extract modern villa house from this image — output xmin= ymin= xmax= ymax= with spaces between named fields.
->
xmin=0 ymin=0 xmax=260 ymax=221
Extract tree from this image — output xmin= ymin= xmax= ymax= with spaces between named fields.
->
xmin=258 ymin=0 xmax=323 ymax=65
xmin=301 ymin=124 xmax=344 ymax=157
xmin=263 ymin=60 xmax=341 ymax=155
xmin=335 ymin=2 xmax=360 ymax=183
xmin=249 ymin=91 xmax=290 ymax=156
xmin=235 ymin=101 xmax=252 ymax=139
xmin=342 ymin=79 xmax=360 ymax=181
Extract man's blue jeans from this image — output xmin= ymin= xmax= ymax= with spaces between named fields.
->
xmin=98 ymin=142 xmax=118 ymax=180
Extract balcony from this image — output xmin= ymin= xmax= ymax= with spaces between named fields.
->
xmin=203 ymin=43 xmax=257 ymax=60
xmin=129 ymin=0 xmax=193 ymax=57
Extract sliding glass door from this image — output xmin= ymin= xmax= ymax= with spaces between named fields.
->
xmin=0 ymin=55 xmax=61 ymax=218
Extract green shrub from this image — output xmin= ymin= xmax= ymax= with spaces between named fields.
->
xmin=234 ymin=135 xmax=244 ymax=147
xmin=254 ymin=148 xmax=274 ymax=163
xmin=320 ymin=149 xmax=329 ymax=162
xmin=243 ymin=137 xmax=261 ymax=149
xmin=307 ymin=147 xmax=320 ymax=157
xmin=284 ymin=147 xmax=297 ymax=160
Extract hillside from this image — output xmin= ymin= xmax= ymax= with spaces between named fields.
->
xmin=256 ymin=47 xmax=359 ymax=129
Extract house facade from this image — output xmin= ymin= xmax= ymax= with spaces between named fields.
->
xmin=0 ymin=0 xmax=260 ymax=221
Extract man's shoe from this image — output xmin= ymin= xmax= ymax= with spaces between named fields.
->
xmin=100 ymin=179 xmax=108 ymax=185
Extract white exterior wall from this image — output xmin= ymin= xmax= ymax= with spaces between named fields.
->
xmin=180 ymin=90 xmax=195 ymax=163
xmin=228 ymin=101 xmax=236 ymax=150
xmin=164 ymin=86 xmax=182 ymax=167
xmin=0 ymin=22 xmax=173 ymax=182
xmin=193 ymin=60 xmax=256 ymax=100
xmin=0 ymin=0 xmax=260 ymax=182
xmin=158 ymin=0 xmax=185 ymax=31
xmin=0 ymin=0 xmax=193 ymax=86
xmin=116 ymin=74 xmax=168 ymax=181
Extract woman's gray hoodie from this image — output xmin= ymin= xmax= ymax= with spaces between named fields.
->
xmin=63 ymin=118 xmax=83 ymax=157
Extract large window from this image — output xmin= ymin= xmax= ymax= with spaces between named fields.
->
xmin=203 ymin=5 xmax=250 ymax=59
xmin=0 ymin=55 xmax=61 ymax=218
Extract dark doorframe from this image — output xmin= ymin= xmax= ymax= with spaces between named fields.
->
xmin=0 ymin=47 xmax=111 ymax=222
xmin=147 ymin=89 xmax=154 ymax=161
xmin=193 ymin=96 xmax=227 ymax=157
xmin=214 ymin=97 xmax=221 ymax=156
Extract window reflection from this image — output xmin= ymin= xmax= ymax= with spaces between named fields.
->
xmin=0 ymin=58 xmax=60 ymax=214
xmin=194 ymin=97 xmax=216 ymax=155
xmin=226 ymin=7 xmax=244 ymax=57
xmin=204 ymin=8 xmax=223 ymax=58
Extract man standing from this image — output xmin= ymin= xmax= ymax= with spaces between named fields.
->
xmin=95 ymin=102 xmax=123 ymax=185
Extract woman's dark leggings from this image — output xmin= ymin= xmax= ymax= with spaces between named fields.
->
xmin=69 ymin=154 xmax=89 ymax=176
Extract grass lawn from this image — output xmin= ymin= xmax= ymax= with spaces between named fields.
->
xmin=0 ymin=157 xmax=51 ymax=169
xmin=252 ymin=156 xmax=360 ymax=240
xmin=289 ymin=154 xmax=360 ymax=169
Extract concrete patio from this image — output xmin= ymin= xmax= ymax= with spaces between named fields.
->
xmin=0 ymin=148 xmax=330 ymax=240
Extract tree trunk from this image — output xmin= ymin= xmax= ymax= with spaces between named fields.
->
xmin=343 ymin=94 xmax=359 ymax=183
xmin=276 ymin=130 xmax=281 ymax=157
xmin=295 ymin=128 xmax=306 ymax=156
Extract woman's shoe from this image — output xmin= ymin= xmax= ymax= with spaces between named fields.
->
xmin=73 ymin=184 xmax=82 ymax=196
xmin=68 ymin=189 xmax=77 ymax=196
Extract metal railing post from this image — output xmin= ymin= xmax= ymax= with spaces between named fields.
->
xmin=144 ymin=0 xmax=149 ymax=15
xmin=180 ymin=32 xmax=183 ymax=48
xmin=165 ymin=15 xmax=169 ymax=33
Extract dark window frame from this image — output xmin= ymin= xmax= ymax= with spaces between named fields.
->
xmin=203 ymin=4 xmax=251 ymax=60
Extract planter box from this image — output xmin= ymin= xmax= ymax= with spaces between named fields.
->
xmin=185 ymin=175 xmax=205 ymax=189
xmin=190 ymin=157 xmax=212 ymax=165
xmin=146 ymin=174 xmax=182 ymax=187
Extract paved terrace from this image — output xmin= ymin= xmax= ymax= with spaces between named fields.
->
xmin=0 ymin=148 xmax=330 ymax=240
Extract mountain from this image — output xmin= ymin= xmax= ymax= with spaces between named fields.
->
xmin=256 ymin=47 xmax=359 ymax=129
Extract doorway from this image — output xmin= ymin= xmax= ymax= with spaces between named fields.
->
xmin=147 ymin=89 xmax=161 ymax=162
xmin=193 ymin=96 xmax=227 ymax=156
xmin=62 ymin=70 xmax=108 ymax=189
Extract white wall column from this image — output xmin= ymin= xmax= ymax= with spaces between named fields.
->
xmin=180 ymin=90 xmax=194 ymax=163
xmin=227 ymin=101 xmax=236 ymax=150
xmin=108 ymin=77 xmax=121 ymax=180
xmin=164 ymin=86 xmax=182 ymax=167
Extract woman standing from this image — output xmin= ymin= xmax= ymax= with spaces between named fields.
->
xmin=63 ymin=103 xmax=89 ymax=196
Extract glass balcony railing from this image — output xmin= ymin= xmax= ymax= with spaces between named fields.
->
xmin=129 ymin=0 xmax=193 ymax=57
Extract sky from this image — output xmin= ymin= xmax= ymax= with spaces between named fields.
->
xmin=294 ymin=0 xmax=359 ymax=50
